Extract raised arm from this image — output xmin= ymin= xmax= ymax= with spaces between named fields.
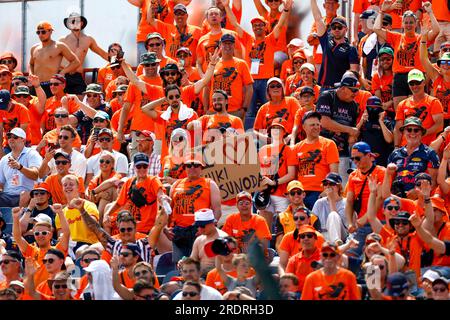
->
xmin=253 ymin=0 xmax=268 ymax=17
xmin=373 ymin=1 xmax=392 ymax=41
xmin=423 ymin=2 xmax=441 ymax=42
xmin=120 ymin=59 xmax=147 ymax=93
xmin=272 ymin=0 xmax=292 ymax=39
xmin=311 ymin=0 xmax=326 ymax=36
xmin=28 ymin=74 xmax=46 ymax=114
xmin=127 ymin=0 xmax=143 ymax=7
xmin=89 ymin=37 xmax=109 ymax=61
xmin=66 ymin=95 xmax=97 ymax=119
xmin=194 ymin=49 xmax=220 ymax=95
xmin=146 ymin=0 xmax=157 ymax=26
xmin=419 ymin=25 xmax=440 ymax=82
xmin=24 ymin=258 xmax=41 ymax=300
xmin=409 ymin=213 xmax=446 ymax=255
xmin=438 ymin=144 xmax=450 ymax=195
xmin=366 ymin=177 xmax=384 ymax=234
xmin=222 ymin=0 xmax=244 ymax=37
xmin=12 ymin=207 xmax=30 ymax=253
xmin=78 ymin=200 xmax=113 ymax=249
xmin=215 ymin=255 xmax=229 ymax=284
xmin=110 ymin=255 xmax=134 ymax=300
xmin=52 ymin=203 xmax=70 ymax=252
xmin=141 ymin=97 xmax=165 ymax=118
xmin=210 ymin=180 xmax=222 ymax=222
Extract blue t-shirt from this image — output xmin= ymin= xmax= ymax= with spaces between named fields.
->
xmin=318 ymin=33 xmax=359 ymax=87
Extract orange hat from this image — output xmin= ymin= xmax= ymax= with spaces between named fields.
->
xmin=37 ymin=21 xmax=53 ymax=30
xmin=321 ymin=242 xmax=340 ymax=255
xmin=0 ymin=52 xmax=18 ymax=64
xmin=292 ymin=51 xmax=306 ymax=61
xmin=183 ymin=154 xmax=205 ymax=167
xmin=236 ymin=191 xmax=252 ymax=202
xmin=31 ymin=182 xmax=51 ymax=196
xmin=431 ymin=196 xmax=448 ymax=216
xmin=287 ymin=180 xmax=304 ymax=192
xmin=251 ymin=16 xmax=267 ymax=25
xmin=0 ymin=65 xmax=11 ymax=75
xmin=298 ymin=225 xmax=317 ymax=235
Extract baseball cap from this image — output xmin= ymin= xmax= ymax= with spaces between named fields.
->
xmin=31 ymin=182 xmax=51 ymax=196
xmin=84 ymin=83 xmax=102 ymax=94
xmin=98 ymin=128 xmax=113 ymax=137
xmin=37 ymin=21 xmax=53 ymax=30
xmin=140 ymin=52 xmax=161 ymax=65
xmin=441 ymin=41 xmax=450 ymax=50
xmin=415 ymin=172 xmax=432 ymax=184
xmin=122 ymin=243 xmax=141 ymax=258
xmin=220 ymin=33 xmax=235 ymax=43
xmin=51 ymin=74 xmax=66 ymax=84
xmin=133 ymin=152 xmax=150 ymax=166
xmin=9 ymin=127 xmax=26 ymax=139
xmin=183 ymin=156 xmax=205 ymax=167
xmin=292 ymin=51 xmax=307 ymax=61
xmin=383 ymin=196 xmax=401 ymax=208
xmin=378 ymin=47 xmax=394 ymax=57
xmin=298 ymin=225 xmax=317 ymax=235
xmin=298 ymin=86 xmax=315 ymax=97
xmin=385 ymin=272 xmax=409 ymax=297
xmin=334 ymin=72 xmax=358 ymax=88
xmin=176 ymin=47 xmax=192 ymax=56
xmin=331 ymin=16 xmax=347 ymax=27
xmin=322 ymin=172 xmax=342 ymax=185
xmin=146 ymin=32 xmax=164 ymax=42
xmin=251 ymin=16 xmax=267 ymax=25
xmin=432 ymin=277 xmax=449 ymax=287
xmin=389 ymin=211 xmax=412 ymax=230
xmin=287 ymin=38 xmax=304 ymax=48
xmin=360 ymin=10 xmax=377 ymax=19
xmin=407 ymin=69 xmax=425 ymax=83
xmin=137 ymin=130 xmax=155 ymax=141
xmin=194 ymin=208 xmax=215 ymax=227
xmin=13 ymin=86 xmax=30 ymax=96
xmin=33 ymin=213 xmax=53 ymax=227
xmin=9 ymin=280 xmax=24 ymax=289
xmin=54 ymin=151 xmax=71 ymax=160
xmin=302 ymin=111 xmax=322 ymax=124
xmin=321 ymin=242 xmax=340 ymax=254
xmin=438 ymin=52 xmax=450 ymax=65
xmin=287 ymin=180 xmax=304 ymax=192
xmin=173 ymin=3 xmax=188 ymax=13
xmin=422 ymin=270 xmax=441 ymax=283
xmin=0 ymin=89 xmax=11 ymax=110
xmin=383 ymin=13 xmax=393 ymax=25
xmin=352 ymin=141 xmax=373 ymax=154
xmin=400 ymin=117 xmax=426 ymax=133
xmin=366 ymin=96 xmax=382 ymax=107
xmin=267 ymin=77 xmax=284 ymax=89
xmin=94 ymin=110 xmax=110 ymax=121
xmin=236 ymin=191 xmax=252 ymax=202
xmin=299 ymin=63 xmax=315 ymax=73
xmin=114 ymin=85 xmax=128 ymax=93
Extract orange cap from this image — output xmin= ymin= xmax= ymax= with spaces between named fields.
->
xmin=37 ymin=21 xmax=53 ymax=30
xmin=431 ymin=196 xmax=448 ymax=216
xmin=321 ymin=242 xmax=340 ymax=254
xmin=298 ymin=225 xmax=317 ymax=235
xmin=287 ymin=180 xmax=304 ymax=192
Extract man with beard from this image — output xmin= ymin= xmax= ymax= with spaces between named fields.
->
xmin=29 ymin=21 xmax=80 ymax=98
xmin=372 ymin=47 xmax=395 ymax=118
xmin=59 ymin=12 xmax=109 ymax=96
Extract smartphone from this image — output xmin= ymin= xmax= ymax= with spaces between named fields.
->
xmin=116 ymin=50 xmax=124 ymax=60
xmin=93 ymin=127 xmax=100 ymax=138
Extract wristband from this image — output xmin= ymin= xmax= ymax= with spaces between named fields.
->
xmin=18 ymin=164 xmax=23 ymax=171
xmin=91 ymin=189 xmax=96 ymax=196
xmin=420 ymin=41 xmax=427 ymax=44
xmin=283 ymin=9 xmax=290 ymax=12
xmin=236 ymin=293 xmax=241 ymax=300
xmin=424 ymin=198 xmax=431 ymax=204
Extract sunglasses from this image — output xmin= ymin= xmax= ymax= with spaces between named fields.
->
xmin=82 ymin=258 xmax=98 ymax=264
xmin=6 ymin=134 xmax=20 ymax=139
xmin=386 ymin=205 xmax=400 ymax=211
xmin=113 ymin=92 xmax=125 ymax=97
xmin=289 ymin=190 xmax=303 ymax=196
xmin=36 ymin=30 xmax=48 ymax=35
xmin=87 ymin=94 xmax=99 ymax=98
xmin=293 ymin=60 xmax=305 ymax=65
xmin=293 ymin=216 xmax=306 ymax=221
xmin=135 ymin=164 xmax=149 ymax=169
xmin=0 ymin=72 xmax=10 ymax=77
xmin=168 ymin=94 xmax=180 ymax=100
xmin=382 ymin=22 xmax=390 ymax=27
xmin=346 ymin=87 xmax=359 ymax=93
xmin=99 ymin=137 xmax=112 ymax=142
xmin=0 ymin=259 xmax=17 ymax=265
xmin=185 ymin=163 xmax=202 ymax=169
xmin=93 ymin=118 xmax=106 ymax=123
xmin=438 ymin=60 xmax=450 ymax=66
xmin=34 ymin=231 xmax=50 ymax=236
xmin=0 ymin=59 xmax=14 ymax=64
xmin=11 ymin=288 xmax=23 ymax=294
xmin=299 ymin=233 xmax=315 ymax=239
xmin=393 ymin=220 xmax=409 ymax=226
xmin=120 ymin=252 xmax=133 ymax=258
xmin=42 ymin=258 xmax=55 ymax=264
xmin=99 ymin=159 xmax=112 ymax=164
xmin=142 ymin=62 xmax=158 ymax=67
xmin=174 ymin=10 xmax=187 ymax=16
xmin=322 ymin=252 xmax=337 ymax=258
xmin=269 ymin=84 xmax=282 ymax=89
xmin=134 ymin=269 xmax=149 ymax=277
xmin=182 ymin=291 xmax=199 ymax=297
xmin=405 ymin=127 xmax=421 ymax=133
xmin=322 ymin=181 xmax=337 ymax=187
xmin=110 ymin=65 xmax=121 ymax=71
xmin=408 ymin=81 xmax=423 ymax=86
xmin=350 ymin=156 xmax=362 ymax=162
xmin=177 ymin=53 xmax=189 ymax=59
xmin=331 ymin=25 xmax=344 ymax=30
xmin=12 ymin=94 xmax=29 ymax=99
xmin=119 ymin=227 xmax=133 ymax=233
xmin=53 ymin=284 xmax=68 ymax=289
xmin=267 ymin=0 xmax=280 ymax=2
xmin=432 ymin=287 xmax=447 ymax=293
xmin=441 ymin=48 xmax=450 ymax=53
xmin=49 ymin=82 xmax=61 ymax=87
xmin=12 ymin=82 xmax=22 ymax=86
xmin=148 ymin=43 xmax=162 ymax=47
xmin=164 ymin=71 xmax=178 ymax=77
xmin=55 ymin=160 xmax=70 ymax=165
xmin=32 ymin=190 xmax=48 ymax=196
xmin=58 ymin=135 xmax=70 ymax=140
xmin=173 ymin=136 xmax=184 ymax=142
xmin=54 ymin=114 xmax=68 ymax=118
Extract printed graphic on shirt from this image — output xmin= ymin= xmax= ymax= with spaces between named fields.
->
xmin=2 ymin=117 xmax=18 ymax=133
xmin=205 ymin=40 xmax=221 ymax=64
xmin=173 ymin=185 xmax=204 ymax=215
xmin=317 ymin=282 xmax=349 ymax=300
xmin=297 ymin=149 xmax=322 ymax=176
xmin=265 ymin=109 xmax=289 ymax=128
xmin=169 ymin=31 xmax=194 ymax=57
xmin=435 ymin=87 xmax=450 ymax=115
xmin=403 ymin=106 xmax=428 ymax=122
xmin=149 ymin=0 xmax=169 ymax=21
xmin=249 ymin=42 xmax=266 ymax=63
xmin=213 ymin=67 xmax=239 ymax=95
xmin=396 ymin=40 xmax=418 ymax=68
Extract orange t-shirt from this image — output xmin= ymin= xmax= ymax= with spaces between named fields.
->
xmin=380 ymin=0 xmax=422 ymax=29
xmin=201 ymin=6 xmax=242 ymax=35
xmin=116 ymin=176 xmax=163 ymax=233
xmin=253 ymin=96 xmax=301 ymax=134
xmin=205 ymin=267 xmax=255 ymax=295
xmin=386 ymin=30 xmax=424 ymax=74
xmin=372 ymin=73 xmax=393 ymax=105
xmin=221 ymin=213 xmax=272 ymax=253
xmin=292 ymin=105 xmax=315 ymax=141
xmin=258 ymin=142 xmax=297 ymax=196
xmin=135 ymin=0 xmax=174 ymax=42
xmin=97 ymin=65 xmax=115 ymax=89
xmin=432 ymin=76 xmax=450 ymax=120
xmin=292 ymin=136 xmax=340 ymax=192
xmin=347 ymin=165 xmax=386 ymax=219
xmin=431 ymin=0 xmax=450 ymax=22
xmin=22 ymin=97 xmax=43 ymax=145
xmin=42 ymin=95 xmax=79 ymax=133
xmin=241 ymin=30 xmax=278 ymax=80
xmin=22 ymin=242 xmax=67 ymax=287
xmin=111 ymin=108 xmax=132 ymax=135
xmin=386 ymin=233 xmax=424 ymax=280
xmin=301 ymin=268 xmax=361 ymax=300
xmin=36 ymin=280 xmax=53 ymax=297
xmin=198 ymin=113 xmax=244 ymax=134
xmin=185 ymin=66 xmax=201 ymax=82
xmin=136 ymin=56 xmax=178 ymax=77
xmin=166 ymin=23 xmax=202 ymax=62
xmin=432 ymin=222 xmax=450 ymax=266
xmin=0 ymin=102 xmax=31 ymax=147
xmin=278 ymin=230 xmax=325 ymax=258
xmin=395 ymin=95 xmax=444 ymax=145
xmin=286 ymin=248 xmax=322 ymax=292
xmin=171 ymin=177 xmax=212 ymax=228
xmin=354 ymin=89 xmax=372 ymax=124
xmin=44 ymin=174 xmax=85 ymax=205
xmin=118 ymin=269 xmax=160 ymax=289
xmin=210 ymin=57 xmax=254 ymax=112
xmin=88 ymin=171 xmax=121 ymax=191
xmin=160 ymin=154 xmax=186 ymax=180
xmin=109 ymin=98 xmax=123 ymax=114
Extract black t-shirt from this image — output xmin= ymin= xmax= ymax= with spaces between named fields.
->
xmin=74 ymin=104 xmax=113 ymax=144
xmin=360 ymin=118 xmax=395 ymax=167
xmin=316 ymin=90 xmax=359 ymax=157
xmin=445 ymin=240 xmax=450 ymax=256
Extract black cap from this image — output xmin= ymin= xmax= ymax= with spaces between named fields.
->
xmin=322 ymin=172 xmax=343 ymax=185
xmin=54 ymin=151 xmax=71 ymax=161
xmin=98 ymin=128 xmax=113 ymax=137
xmin=299 ymin=86 xmax=315 ymax=96
xmin=331 ymin=17 xmax=347 ymax=27
xmin=302 ymin=111 xmax=322 ymax=124
xmin=5 ymin=250 xmax=23 ymax=263
xmin=173 ymin=3 xmax=188 ymax=13
xmin=334 ymin=72 xmax=358 ymax=88
xmin=360 ymin=10 xmax=377 ymax=20
xmin=383 ymin=14 xmax=393 ymax=25
xmin=133 ymin=152 xmax=150 ymax=165
xmin=389 ymin=211 xmax=413 ymax=230
xmin=220 ymin=33 xmax=235 ymax=43
xmin=366 ymin=96 xmax=382 ymax=107
xmin=415 ymin=172 xmax=432 ymax=183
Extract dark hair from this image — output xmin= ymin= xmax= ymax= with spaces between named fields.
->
xmin=183 ymin=280 xmax=202 ymax=293
xmin=46 ymin=248 xmax=65 ymax=260
xmin=133 ymin=280 xmax=156 ymax=294
xmin=181 ymin=257 xmax=201 ymax=271
xmin=0 ymin=288 xmax=17 ymax=300
xmin=213 ymin=89 xmax=228 ymax=100
xmin=117 ymin=211 xmax=137 ymax=225
xmin=80 ymin=249 xmax=100 ymax=260
xmin=280 ymin=273 xmax=299 ymax=286
xmin=302 ymin=111 xmax=322 ymax=124
xmin=164 ymin=84 xmax=182 ymax=97
xmin=108 ymin=43 xmax=122 ymax=52
xmin=60 ymin=125 xmax=76 ymax=138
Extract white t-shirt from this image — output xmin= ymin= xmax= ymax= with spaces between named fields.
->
xmin=312 ymin=196 xmax=347 ymax=232
xmin=173 ymin=284 xmax=223 ymax=300
xmin=48 ymin=149 xmax=87 ymax=179
xmin=86 ymin=150 xmax=129 ymax=176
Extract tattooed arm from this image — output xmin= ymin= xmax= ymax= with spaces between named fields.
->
xmin=79 ymin=204 xmax=113 ymax=249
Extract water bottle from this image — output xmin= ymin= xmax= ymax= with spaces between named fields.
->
xmin=162 ymin=198 xmax=172 ymax=215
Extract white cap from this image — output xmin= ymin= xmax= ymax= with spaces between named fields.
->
xmin=422 ymin=269 xmax=441 ymax=282
xmin=288 ymin=38 xmax=305 ymax=48
xmin=9 ymin=280 xmax=24 ymax=289
xmin=300 ymin=63 xmax=315 ymax=73
xmin=194 ymin=208 xmax=215 ymax=226
xmin=10 ymin=127 xmax=26 ymax=139
xmin=33 ymin=213 xmax=52 ymax=226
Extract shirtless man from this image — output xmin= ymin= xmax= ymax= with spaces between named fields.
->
xmin=29 ymin=21 xmax=80 ymax=98
xmin=190 ymin=209 xmax=228 ymax=275
xmin=59 ymin=13 xmax=109 ymax=97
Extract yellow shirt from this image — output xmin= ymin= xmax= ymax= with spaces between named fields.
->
xmin=55 ymin=200 xmax=99 ymax=244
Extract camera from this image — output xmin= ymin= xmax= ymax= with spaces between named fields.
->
xmin=366 ymin=106 xmax=383 ymax=122
xmin=93 ymin=127 xmax=100 ymax=138
xmin=204 ymin=237 xmax=234 ymax=257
